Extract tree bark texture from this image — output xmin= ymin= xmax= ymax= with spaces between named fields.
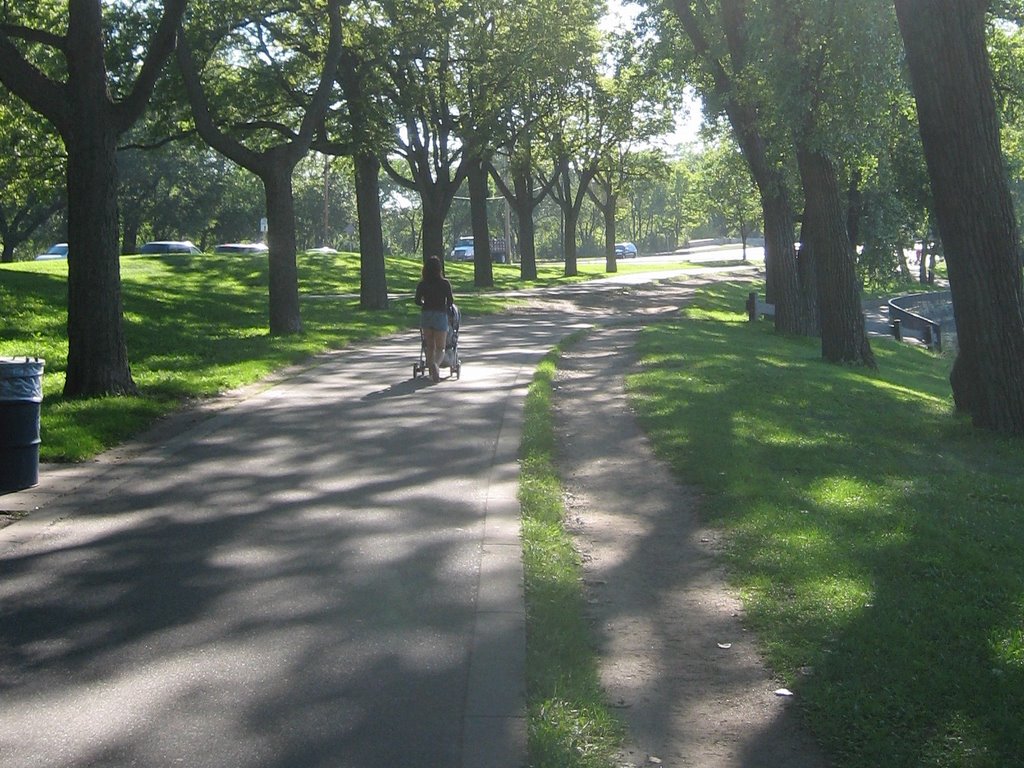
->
xmin=336 ymin=52 xmax=388 ymax=310
xmin=62 ymin=3 xmax=137 ymax=396
xmin=797 ymin=146 xmax=875 ymax=368
xmin=594 ymin=182 xmax=618 ymax=274
xmin=354 ymin=153 xmax=389 ymax=310
xmin=895 ymin=0 xmax=1024 ymax=433
xmin=263 ymin=165 xmax=303 ymax=335
xmin=512 ymin=171 xmax=538 ymax=281
xmin=729 ymin=105 xmax=807 ymax=336
xmin=559 ymin=158 xmax=579 ymax=277
xmin=420 ymin=188 xmax=448 ymax=263
xmin=468 ymin=156 xmax=494 ymax=288
xmin=64 ymin=122 xmax=136 ymax=395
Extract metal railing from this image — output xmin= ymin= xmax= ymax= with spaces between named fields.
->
xmin=887 ymin=291 xmax=951 ymax=352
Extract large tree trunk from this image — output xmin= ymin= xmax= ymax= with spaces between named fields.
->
xmin=338 ymin=50 xmax=388 ymax=309
xmin=468 ymin=156 xmax=493 ymax=287
xmin=604 ymin=211 xmax=617 ymax=273
xmin=263 ymin=164 xmax=302 ymax=335
xmin=558 ymin=158 xmax=581 ymax=277
xmin=63 ymin=126 xmax=136 ymax=396
xmin=730 ymin=111 xmax=807 ymax=336
xmin=420 ymin=188 xmax=447 ymax=263
xmin=797 ymin=146 xmax=875 ymax=368
xmin=63 ymin=7 xmax=136 ymax=398
xmin=511 ymin=170 xmax=538 ymax=281
xmin=895 ymin=0 xmax=1024 ymax=433
xmin=121 ymin=214 xmax=140 ymax=256
xmin=562 ymin=202 xmax=579 ymax=277
xmin=599 ymin=188 xmax=618 ymax=274
xmin=354 ymin=152 xmax=388 ymax=309
xmin=0 ymin=212 xmax=14 ymax=262
xmin=670 ymin=0 xmax=807 ymax=336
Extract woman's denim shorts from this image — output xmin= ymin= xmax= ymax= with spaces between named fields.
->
xmin=421 ymin=309 xmax=449 ymax=332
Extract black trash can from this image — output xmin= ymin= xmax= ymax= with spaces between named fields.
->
xmin=0 ymin=357 xmax=45 ymax=494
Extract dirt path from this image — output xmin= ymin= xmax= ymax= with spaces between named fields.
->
xmin=552 ymin=319 xmax=830 ymax=768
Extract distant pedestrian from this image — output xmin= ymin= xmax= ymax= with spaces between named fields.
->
xmin=414 ymin=256 xmax=455 ymax=382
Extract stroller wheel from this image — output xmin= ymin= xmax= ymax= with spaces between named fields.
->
xmin=412 ymin=364 xmax=419 ymax=379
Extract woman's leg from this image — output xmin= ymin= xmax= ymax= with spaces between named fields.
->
xmin=425 ymin=327 xmax=444 ymax=380
xmin=433 ymin=329 xmax=446 ymax=370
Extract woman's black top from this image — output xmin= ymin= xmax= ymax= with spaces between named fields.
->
xmin=415 ymin=277 xmax=454 ymax=312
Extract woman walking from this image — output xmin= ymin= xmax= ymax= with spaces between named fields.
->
xmin=414 ymin=256 xmax=455 ymax=382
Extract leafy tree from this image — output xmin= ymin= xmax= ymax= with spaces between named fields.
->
xmin=694 ymin=137 xmax=761 ymax=259
xmin=854 ymin=97 xmax=931 ymax=288
xmin=588 ymin=27 xmax=678 ymax=272
xmin=176 ymin=0 xmax=345 ymax=335
xmin=374 ymin=0 xmax=470 ymax=263
xmin=0 ymin=95 xmax=64 ymax=262
xmin=623 ymin=150 xmax=695 ymax=251
xmin=331 ymin=41 xmax=392 ymax=308
xmin=0 ymin=0 xmax=187 ymax=397
xmin=895 ymin=0 xmax=1024 ymax=434
xmin=658 ymin=0 xmax=807 ymax=335
xmin=486 ymin=0 xmax=602 ymax=279
xmin=117 ymin=137 xmax=257 ymax=252
xmin=763 ymin=0 xmax=895 ymax=368
xmin=989 ymin=13 xmax=1024 ymax=232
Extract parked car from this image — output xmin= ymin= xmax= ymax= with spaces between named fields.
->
xmin=214 ymin=242 xmax=268 ymax=254
xmin=614 ymin=241 xmax=638 ymax=258
xmin=35 ymin=243 xmax=68 ymax=261
xmin=450 ymin=236 xmax=474 ymax=261
xmin=139 ymin=240 xmax=201 ymax=255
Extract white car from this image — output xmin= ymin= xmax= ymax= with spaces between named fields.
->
xmin=450 ymin=236 xmax=474 ymax=261
xmin=35 ymin=243 xmax=68 ymax=260
xmin=614 ymin=241 xmax=638 ymax=258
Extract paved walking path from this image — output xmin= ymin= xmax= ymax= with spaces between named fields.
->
xmin=0 ymin=265 xmax=848 ymax=768
xmin=1 ymin=270 xmax=718 ymax=768
xmin=0 ymin=307 xmax=593 ymax=767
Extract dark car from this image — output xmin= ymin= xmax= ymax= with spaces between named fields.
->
xmin=214 ymin=242 xmax=268 ymax=255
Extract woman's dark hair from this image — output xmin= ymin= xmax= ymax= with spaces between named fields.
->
xmin=423 ymin=255 xmax=444 ymax=280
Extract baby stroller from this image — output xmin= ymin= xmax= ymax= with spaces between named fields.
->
xmin=413 ymin=304 xmax=461 ymax=380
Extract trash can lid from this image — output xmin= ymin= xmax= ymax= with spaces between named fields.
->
xmin=0 ymin=357 xmax=45 ymax=402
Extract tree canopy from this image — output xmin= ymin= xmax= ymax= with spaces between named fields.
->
xmin=4 ymin=1 xmax=1024 ymax=433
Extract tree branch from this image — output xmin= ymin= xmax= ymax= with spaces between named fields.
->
xmin=115 ymin=0 xmax=189 ymax=133
xmin=0 ymin=31 xmax=69 ymax=130
xmin=0 ymin=23 xmax=65 ymax=50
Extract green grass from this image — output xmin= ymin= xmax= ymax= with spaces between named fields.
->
xmin=627 ymin=281 xmax=1024 ymax=768
xmin=1 ymin=252 xmax=699 ymax=461
xmin=519 ymin=342 xmax=622 ymax=768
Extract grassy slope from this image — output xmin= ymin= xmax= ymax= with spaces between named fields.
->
xmin=628 ymin=282 xmax=1024 ymax=768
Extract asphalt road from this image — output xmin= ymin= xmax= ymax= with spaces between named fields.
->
xmin=0 ymin=265 xmax=781 ymax=768
xmin=0 ymin=303 xmax=601 ymax=767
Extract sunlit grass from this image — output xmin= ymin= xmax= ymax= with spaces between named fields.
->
xmin=0 ymin=251 xmax=700 ymax=461
xmin=629 ymin=281 xmax=1024 ymax=768
xmin=519 ymin=343 xmax=622 ymax=768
